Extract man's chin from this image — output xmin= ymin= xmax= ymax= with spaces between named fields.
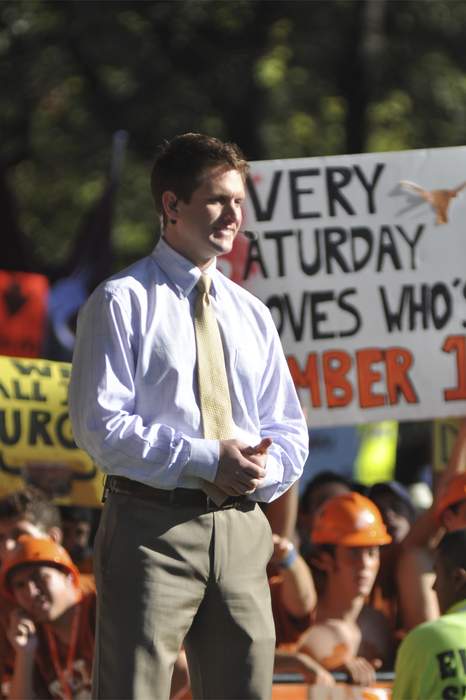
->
xmin=31 ymin=610 xmax=51 ymax=624
xmin=31 ymin=603 xmax=56 ymax=623
xmin=356 ymin=581 xmax=374 ymax=597
xmin=210 ymin=240 xmax=234 ymax=257
xmin=210 ymin=230 xmax=235 ymax=251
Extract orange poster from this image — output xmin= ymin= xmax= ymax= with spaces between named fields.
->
xmin=0 ymin=270 xmax=49 ymax=358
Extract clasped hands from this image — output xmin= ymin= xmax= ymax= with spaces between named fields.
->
xmin=214 ymin=437 xmax=272 ymax=496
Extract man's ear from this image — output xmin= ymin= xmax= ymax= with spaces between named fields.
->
xmin=47 ymin=526 xmax=63 ymax=544
xmin=161 ymin=191 xmax=178 ymax=224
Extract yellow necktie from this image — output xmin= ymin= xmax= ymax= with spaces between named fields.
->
xmin=194 ymin=274 xmax=233 ymax=504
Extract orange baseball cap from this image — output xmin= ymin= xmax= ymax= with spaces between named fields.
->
xmin=0 ymin=534 xmax=80 ymax=600
xmin=311 ymin=491 xmax=392 ymax=546
xmin=435 ymin=473 xmax=466 ymax=525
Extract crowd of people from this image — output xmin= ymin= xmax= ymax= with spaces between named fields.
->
xmin=0 ymin=417 xmax=465 ymax=699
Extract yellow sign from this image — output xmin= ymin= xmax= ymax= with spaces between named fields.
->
xmin=354 ymin=421 xmax=398 ymax=486
xmin=432 ymin=417 xmax=463 ymax=472
xmin=0 ymin=355 xmax=104 ymax=506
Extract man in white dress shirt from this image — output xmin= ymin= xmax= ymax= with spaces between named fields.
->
xmin=69 ymin=133 xmax=308 ymax=700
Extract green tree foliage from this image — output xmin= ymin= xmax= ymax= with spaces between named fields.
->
xmin=1 ymin=0 xmax=465 ymax=271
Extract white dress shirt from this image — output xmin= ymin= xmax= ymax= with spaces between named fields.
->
xmin=69 ymin=237 xmax=308 ymax=502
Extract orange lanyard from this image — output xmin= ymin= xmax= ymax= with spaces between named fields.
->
xmin=44 ymin=604 xmax=81 ymax=700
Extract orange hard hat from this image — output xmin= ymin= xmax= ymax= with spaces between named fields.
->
xmin=0 ymin=534 xmax=80 ymax=599
xmin=435 ymin=473 xmax=466 ymax=525
xmin=311 ymin=491 xmax=392 ymax=546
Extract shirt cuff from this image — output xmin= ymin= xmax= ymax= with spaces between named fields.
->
xmin=249 ymin=453 xmax=284 ymax=503
xmin=185 ymin=437 xmax=219 ymax=482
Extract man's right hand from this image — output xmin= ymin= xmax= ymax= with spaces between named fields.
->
xmin=215 ymin=439 xmax=268 ymax=495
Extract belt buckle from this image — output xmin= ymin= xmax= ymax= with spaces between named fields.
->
xmin=223 ymin=497 xmax=238 ymax=510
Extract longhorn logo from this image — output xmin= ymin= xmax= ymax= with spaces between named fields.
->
xmin=400 ymin=180 xmax=466 ymax=224
xmin=0 ymin=450 xmax=97 ymax=498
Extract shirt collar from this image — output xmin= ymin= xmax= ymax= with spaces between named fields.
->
xmin=151 ymin=237 xmax=218 ymax=298
xmin=445 ymin=598 xmax=466 ymax=615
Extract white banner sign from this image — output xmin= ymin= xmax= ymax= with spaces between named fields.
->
xmin=219 ymin=146 xmax=466 ymax=427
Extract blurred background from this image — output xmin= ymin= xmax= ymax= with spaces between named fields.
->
xmin=2 ymin=0 xmax=465 ymax=273
xmin=1 ymin=0 xmax=465 ymax=500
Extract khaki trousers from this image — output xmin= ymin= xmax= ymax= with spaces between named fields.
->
xmin=92 ymin=492 xmax=275 ymax=699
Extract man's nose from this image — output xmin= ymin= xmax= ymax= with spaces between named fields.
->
xmin=356 ymin=550 xmax=372 ymax=568
xmin=223 ymin=201 xmax=241 ymax=223
xmin=353 ymin=551 xmax=365 ymax=568
xmin=25 ymin=579 xmax=41 ymax=598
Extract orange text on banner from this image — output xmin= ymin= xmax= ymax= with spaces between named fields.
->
xmin=288 ymin=346 xmax=418 ymax=410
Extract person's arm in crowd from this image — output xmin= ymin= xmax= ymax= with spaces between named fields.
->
xmin=265 ymin=482 xmax=299 ymax=541
xmin=274 ymin=649 xmax=335 ymax=685
xmin=170 ymin=650 xmax=190 ymax=700
xmin=403 ymin=418 xmax=466 ymax=549
xmin=297 ymin=623 xmax=380 ymax=687
xmin=395 ymin=545 xmax=440 ymax=629
xmin=0 ymin=618 xmax=13 ymax=700
xmin=6 ymin=610 xmax=37 ymax=700
xmin=271 ymin=535 xmax=316 ymax=618
xmin=441 ymin=417 xmax=466 ymax=479
xmin=398 ymin=506 xmax=437 ymax=549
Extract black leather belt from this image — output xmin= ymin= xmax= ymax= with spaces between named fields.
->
xmin=103 ymin=475 xmax=250 ymax=512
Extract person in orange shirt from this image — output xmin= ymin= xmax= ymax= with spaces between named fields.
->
xmin=296 ymin=492 xmax=394 ymax=686
xmin=1 ymin=530 xmax=189 ymax=700
xmin=0 ymin=488 xmax=68 ymax=699
xmin=0 ymin=535 xmax=95 ymax=700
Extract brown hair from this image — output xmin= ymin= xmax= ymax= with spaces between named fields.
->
xmin=0 ymin=487 xmax=61 ymax=532
xmin=150 ymin=132 xmax=249 ymax=224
